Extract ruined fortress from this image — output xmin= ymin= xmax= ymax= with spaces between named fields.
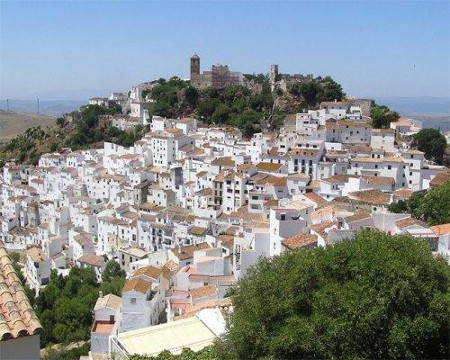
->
xmin=190 ymin=53 xmax=244 ymax=90
xmin=269 ymin=64 xmax=314 ymax=92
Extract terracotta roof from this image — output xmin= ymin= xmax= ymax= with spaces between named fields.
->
xmin=211 ymin=157 xmax=235 ymax=167
xmin=348 ymin=189 xmax=391 ymax=206
xmin=172 ymin=243 xmax=210 ymax=261
xmin=362 ymin=175 xmax=395 ymax=187
xmin=345 ymin=211 xmax=371 ymax=224
xmin=133 ymin=266 xmax=163 ymax=280
xmin=431 ymin=223 xmax=450 ymax=236
xmin=282 ymin=233 xmax=318 ymax=250
xmin=393 ymin=189 xmax=414 ymax=199
xmin=218 ymin=235 xmax=234 ymax=248
xmin=122 ymin=278 xmax=151 ymax=294
xmin=94 ymin=294 xmax=122 ymax=311
xmin=0 ymin=247 xmax=42 ymax=340
xmin=78 ymin=254 xmax=105 ymax=268
xmin=256 ymin=162 xmax=282 ymax=172
xmin=322 ymin=174 xmax=355 ymax=184
xmin=189 ymin=285 xmax=216 ymax=300
xmin=303 ymin=192 xmax=329 ymax=207
xmin=189 ymin=226 xmax=208 ymax=237
xmin=396 ymin=217 xmax=429 ymax=229
xmin=26 ymin=247 xmax=48 ymax=263
xmin=430 ymin=172 xmax=450 ymax=188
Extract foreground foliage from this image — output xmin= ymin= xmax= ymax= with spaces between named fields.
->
xmin=35 ymin=262 xmax=125 ymax=347
xmin=129 ymin=346 xmax=219 ymax=360
xmin=43 ymin=342 xmax=90 ymax=360
xmin=388 ymin=181 xmax=450 ymax=225
xmin=222 ymin=230 xmax=450 ymax=359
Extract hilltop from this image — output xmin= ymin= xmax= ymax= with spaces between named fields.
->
xmin=0 ymin=74 xmax=345 ymax=166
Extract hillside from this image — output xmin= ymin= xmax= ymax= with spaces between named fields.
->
xmin=0 ymin=111 xmax=55 ymax=144
xmin=0 ymin=75 xmax=344 ymax=166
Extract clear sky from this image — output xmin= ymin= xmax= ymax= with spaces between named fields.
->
xmin=1 ymin=0 xmax=449 ymax=100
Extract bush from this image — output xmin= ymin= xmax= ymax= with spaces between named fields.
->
xmin=56 ymin=117 xmax=65 ymax=127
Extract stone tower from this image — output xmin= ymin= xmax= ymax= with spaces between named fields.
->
xmin=190 ymin=53 xmax=200 ymax=79
xmin=270 ymin=64 xmax=279 ymax=91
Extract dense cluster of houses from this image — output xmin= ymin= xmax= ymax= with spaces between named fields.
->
xmin=1 ymin=92 xmax=449 ymax=359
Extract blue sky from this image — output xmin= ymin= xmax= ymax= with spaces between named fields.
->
xmin=1 ymin=1 xmax=449 ymax=100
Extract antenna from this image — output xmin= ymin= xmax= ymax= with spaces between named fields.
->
xmin=6 ymin=99 xmax=10 ymax=112
xmin=37 ymin=96 xmax=40 ymax=114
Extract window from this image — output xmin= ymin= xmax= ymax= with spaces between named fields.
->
xmin=130 ymin=298 xmax=136 ymax=305
xmin=388 ymin=165 xmax=392 ymax=170
xmin=280 ymin=214 xmax=286 ymax=221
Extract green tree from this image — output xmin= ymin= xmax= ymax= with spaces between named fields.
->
xmin=412 ymin=128 xmax=447 ymax=165
xmin=411 ymin=181 xmax=450 ymax=225
xmin=212 ymin=103 xmax=230 ymax=124
xmin=371 ymin=103 xmax=400 ymax=129
xmin=102 ymin=260 xmax=126 ymax=283
xmin=300 ymin=81 xmax=321 ymax=106
xmin=56 ymin=117 xmax=65 ymax=127
xmin=388 ymin=182 xmax=450 ymax=226
xmin=184 ymin=86 xmax=199 ymax=107
xmin=388 ymin=199 xmax=408 ymax=213
xmin=221 ymin=230 xmax=450 ymax=359
xmin=321 ymin=76 xmax=344 ymax=102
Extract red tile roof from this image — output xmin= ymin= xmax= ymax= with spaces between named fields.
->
xmin=0 ymin=247 xmax=42 ymax=340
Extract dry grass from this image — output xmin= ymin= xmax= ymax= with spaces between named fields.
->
xmin=0 ymin=110 xmax=55 ymax=143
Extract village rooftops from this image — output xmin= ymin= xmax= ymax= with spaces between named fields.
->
xmin=281 ymin=233 xmax=318 ymax=250
xmin=256 ymin=162 xmax=282 ymax=172
xmin=188 ymin=226 xmax=208 ymax=237
xmin=189 ymin=285 xmax=217 ymax=300
xmin=344 ymin=211 xmax=372 ymax=224
xmin=0 ymin=246 xmax=42 ymax=340
xmin=94 ymin=293 xmax=122 ymax=312
xmin=78 ymin=254 xmax=105 ymax=268
xmin=122 ymin=278 xmax=151 ymax=294
xmin=133 ymin=266 xmax=163 ymax=280
xmin=395 ymin=217 xmax=429 ymax=230
xmin=211 ymin=157 xmax=235 ymax=167
xmin=431 ymin=223 xmax=450 ymax=236
xmin=172 ymin=243 xmax=210 ymax=261
xmin=348 ymin=189 xmax=391 ymax=206
xmin=26 ymin=246 xmax=48 ymax=263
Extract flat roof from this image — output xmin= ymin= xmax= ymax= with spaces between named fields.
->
xmin=118 ymin=316 xmax=217 ymax=356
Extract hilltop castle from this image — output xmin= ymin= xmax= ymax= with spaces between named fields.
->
xmin=269 ymin=64 xmax=314 ymax=92
xmin=190 ymin=53 xmax=244 ymax=90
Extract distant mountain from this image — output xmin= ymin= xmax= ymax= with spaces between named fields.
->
xmin=372 ymin=96 xmax=450 ymax=117
xmin=371 ymin=96 xmax=450 ymax=133
xmin=0 ymin=100 xmax=86 ymax=117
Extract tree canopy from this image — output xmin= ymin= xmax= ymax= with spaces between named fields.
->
xmin=36 ymin=266 xmax=125 ymax=347
xmin=370 ymin=103 xmax=400 ymax=129
xmin=412 ymin=128 xmax=447 ymax=165
xmin=388 ymin=181 xmax=450 ymax=226
xmin=221 ymin=230 xmax=450 ymax=359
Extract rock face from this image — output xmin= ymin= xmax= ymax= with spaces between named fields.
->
xmin=444 ymin=146 xmax=450 ymax=166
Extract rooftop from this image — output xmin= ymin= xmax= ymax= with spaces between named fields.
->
xmin=0 ymin=247 xmax=42 ymax=340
